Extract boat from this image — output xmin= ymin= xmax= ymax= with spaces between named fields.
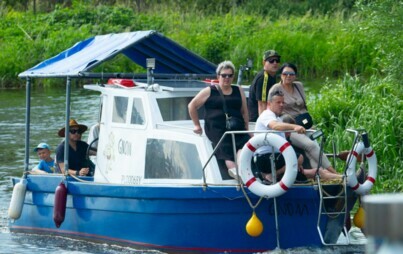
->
xmin=8 ymin=30 xmax=376 ymax=253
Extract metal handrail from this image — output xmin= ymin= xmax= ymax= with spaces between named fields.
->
xmin=317 ymin=128 xmax=369 ymax=246
xmin=200 ymin=129 xmax=297 ymax=186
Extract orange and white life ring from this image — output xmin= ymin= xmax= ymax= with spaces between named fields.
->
xmin=346 ymin=142 xmax=377 ymax=195
xmin=239 ymin=133 xmax=298 ymax=198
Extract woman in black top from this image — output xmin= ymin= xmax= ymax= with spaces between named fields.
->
xmin=188 ymin=61 xmax=250 ymax=178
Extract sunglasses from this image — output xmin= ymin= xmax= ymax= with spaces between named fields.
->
xmin=270 ymin=90 xmax=284 ymax=97
xmin=267 ymin=58 xmax=280 ymax=64
xmin=282 ymin=71 xmax=296 ymax=76
xmin=69 ymin=129 xmax=82 ymax=134
xmin=219 ymin=73 xmax=234 ymax=78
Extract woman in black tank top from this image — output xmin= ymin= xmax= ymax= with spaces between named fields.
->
xmin=188 ymin=61 xmax=250 ymax=178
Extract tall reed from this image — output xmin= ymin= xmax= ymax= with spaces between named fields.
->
xmin=310 ymin=75 xmax=402 ymax=193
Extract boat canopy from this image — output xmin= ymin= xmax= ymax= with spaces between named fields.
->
xmin=18 ymin=30 xmax=217 ymax=78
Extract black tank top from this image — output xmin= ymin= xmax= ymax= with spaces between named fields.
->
xmin=204 ymin=85 xmax=245 ymax=144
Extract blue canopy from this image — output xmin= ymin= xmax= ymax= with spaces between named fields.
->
xmin=19 ymin=30 xmax=217 ymax=78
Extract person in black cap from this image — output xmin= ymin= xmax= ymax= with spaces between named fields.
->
xmin=247 ymin=50 xmax=281 ymax=122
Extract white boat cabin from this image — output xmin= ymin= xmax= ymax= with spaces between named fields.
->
xmin=86 ymin=79 xmax=237 ymax=185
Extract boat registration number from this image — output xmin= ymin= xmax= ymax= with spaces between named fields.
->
xmin=121 ymin=175 xmax=142 ymax=185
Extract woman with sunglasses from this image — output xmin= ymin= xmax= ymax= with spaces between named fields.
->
xmin=56 ymin=119 xmax=94 ymax=176
xmin=188 ymin=60 xmax=250 ymax=179
xmin=269 ymin=63 xmax=338 ymax=175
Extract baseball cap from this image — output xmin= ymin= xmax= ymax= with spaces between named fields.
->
xmin=34 ymin=143 xmax=51 ymax=152
xmin=263 ymin=50 xmax=281 ymax=61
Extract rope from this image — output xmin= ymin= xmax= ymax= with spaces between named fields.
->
xmin=67 ymin=173 xmax=90 ymax=183
xmin=320 ymin=180 xmax=345 ymax=197
xmin=318 ymin=177 xmax=347 ymax=219
xmin=240 ymin=183 xmax=264 ymax=210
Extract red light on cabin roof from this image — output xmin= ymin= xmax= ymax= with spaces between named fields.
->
xmin=203 ymin=79 xmax=219 ymax=84
xmin=107 ymin=79 xmax=136 ymax=87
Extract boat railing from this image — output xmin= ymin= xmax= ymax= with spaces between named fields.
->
xmin=316 ymin=128 xmax=370 ymax=246
xmin=201 ymin=129 xmax=313 ymax=187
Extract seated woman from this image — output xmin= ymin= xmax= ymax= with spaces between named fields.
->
xmin=269 ymin=63 xmax=337 ymax=174
xmin=56 ymin=119 xmax=95 ymax=176
xmin=188 ymin=60 xmax=250 ymax=179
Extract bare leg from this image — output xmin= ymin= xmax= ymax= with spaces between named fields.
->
xmin=303 ymin=168 xmax=342 ymax=180
xmin=226 ymin=149 xmax=244 ymax=179
xmin=326 ymin=165 xmax=337 ymax=174
xmin=225 ymin=160 xmax=236 ymax=170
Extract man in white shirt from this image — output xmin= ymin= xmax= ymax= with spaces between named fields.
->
xmin=254 ymin=90 xmax=306 ymax=182
xmin=255 ymin=90 xmax=342 ymax=182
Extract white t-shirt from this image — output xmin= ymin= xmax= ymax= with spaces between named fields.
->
xmin=87 ymin=124 xmax=100 ymax=148
xmin=254 ymin=109 xmax=285 ymax=155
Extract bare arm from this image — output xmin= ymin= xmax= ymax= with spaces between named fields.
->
xmin=269 ymin=121 xmax=306 ymax=134
xmin=188 ymin=87 xmax=210 ymax=135
xmin=31 ymin=168 xmax=48 ymax=174
xmin=58 ymin=162 xmax=89 ymax=176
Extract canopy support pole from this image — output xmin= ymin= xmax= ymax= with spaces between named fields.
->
xmin=24 ymin=78 xmax=32 ymax=173
xmin=63 ymin=77 xmax=72 ymax=174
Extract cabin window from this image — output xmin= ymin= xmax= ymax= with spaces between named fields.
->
xmin=130 ymin=98 xmax=145 ymax=125
xmin=157 ymin=97 xmax=204 ymax=121
xmin=145 ymin=138 xmax=203 ymax=179
xmin=112 ymin=96 xmax=128 ymax=123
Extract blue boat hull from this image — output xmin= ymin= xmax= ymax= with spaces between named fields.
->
xmin=10 ymin=175 xmax=355 ymax=253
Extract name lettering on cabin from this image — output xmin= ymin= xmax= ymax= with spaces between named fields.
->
xmin=118 ymin=139 xmax=132 ymax=156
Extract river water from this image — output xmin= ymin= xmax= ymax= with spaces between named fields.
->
xmin=0 ymin=86 xmax=365 ymax=253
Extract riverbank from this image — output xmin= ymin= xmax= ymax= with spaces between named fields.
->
xmin=1 ymin=1 xmax=401 ymax=87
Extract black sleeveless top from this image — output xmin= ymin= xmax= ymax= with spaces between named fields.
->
xmin=204 ymin=85 xmax=245 ymax=145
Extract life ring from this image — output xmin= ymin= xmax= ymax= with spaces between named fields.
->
xmin=346 ymin=142 xmax=377 ymax=195
xmin=239 ymin=133 xmax=298 ymax=198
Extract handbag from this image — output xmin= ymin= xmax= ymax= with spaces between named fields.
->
xmin=294 ymin=83 xmax=313 ymax=129
xmin=294 ymin=112 xmax=313 ymax=129
xmin=225 ymin=116 xmax=245 ymax=130
xmin=215 ymin=85 xmax=245 ymax=131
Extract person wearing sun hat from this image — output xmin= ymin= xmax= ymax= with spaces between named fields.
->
xmin=56 ymin=119 xmax=94 ymax=177
xmin=247 ymin=50 xmax=281 ymax=122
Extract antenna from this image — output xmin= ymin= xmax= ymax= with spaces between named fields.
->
xmin=237 ymin=58 xmax=253 ymax=85
xmin=146 ymin=58 xmax=155 ymax=86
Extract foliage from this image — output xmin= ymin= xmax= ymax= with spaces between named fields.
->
xmin=354 ymin=0 xmax=403 ymax=84
xmin=2 ymin=0 xmax=358 ymax=17
xmin=311 ymin=75 xmax=402 ymax=193
xmin=1 ymin=0 xmax=397 ymax=87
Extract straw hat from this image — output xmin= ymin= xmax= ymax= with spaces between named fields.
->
xmin=58 ymin=119 xmax=88 ymax=137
